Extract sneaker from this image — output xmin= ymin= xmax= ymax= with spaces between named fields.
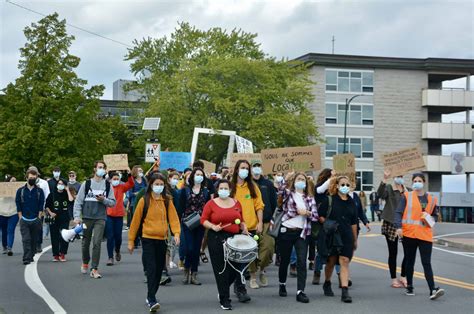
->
xmin=178 ymin=260 xmax=185 ymax=270
xmin=106 ymin=258 xmax=114 ymax=266
xmin=81 ymin=264 xmax=89 ymax=274
xmin=169 ymin=261 xmax=177 ymax=269
xmin=323 ymin=281 xmax=334 ymax=297
xmin=146 ymin=299 xmax=161 ymax=312
xmin=7 ymin=249 xmax=13 ymax=256
xmin=405 ymin=286 xmax=415 ymax=296
xmin=249 ymin=278 xmax=259 ymax=289
xmin=289 ymin=264 xmax=297 ymax=277
xmin=2 ymin=247 xmax=7 ymax=254
xmin=312 ymin=271 xmax=321 ymax=285
xmin=341 ymin=287 xmax=352 ymax=303
xmin=52 ymin=256 xmax=60 ymax=262
xmin=220 ymin=299 xmax=232 ymax=310
xmin=90 ymin=269 xmax=102 ymax=279
xmin=308 ymin=261 xmax=314 ymax=271
xmin=115 ymin=252 xmax=121 ymax=262
xmin=234 ymin=286 xmax=251 ymax=303
xmin=59 ymin=254 xmax=67 ymax=262
xmin=279 ymin=284 xmax=287 ymax=297
xmin=296 ymin=291 xmax=309 ymax=303
xmin=23 ymin=260 xmax=31 ymax=265
xmin=259 ymin=271 xmax=268 ymax=287
xmin=160 ymin=276 xmax=172 ymax=286
xmin=430 ymin=287 xmax=445 ymax=300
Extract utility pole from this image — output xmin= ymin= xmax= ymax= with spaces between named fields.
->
xmin=332 ymin=35 xmax=335 ymax=54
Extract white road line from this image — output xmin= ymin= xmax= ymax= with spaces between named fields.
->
xmin=433 ymin=246 xmax=474 ymax=258
xmin=433 ymin=231 xmax=474 ymax=239
xmin=24 ymin=245 xmax=67 ymax=314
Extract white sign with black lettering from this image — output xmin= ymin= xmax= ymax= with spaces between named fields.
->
xmin=235 ymin=135 xmax=254 ymax=154
xmin=145 ymin=143 xmax=161 ymax=163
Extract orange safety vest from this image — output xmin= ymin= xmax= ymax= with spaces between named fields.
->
xmin=401 ymin=191 xmax=437 ymax=242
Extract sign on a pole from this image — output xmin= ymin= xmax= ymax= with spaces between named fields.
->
xmin=103 ymin=154 xmax=129 ymax=171
xmin=159 ymin=152 xmax=192 ymax=171
xmin=451 ymin=152 xmax=465 ymax=174
xmin=261 ymin=146 xmax=321 ymax=174
xmin=383 ymin=146 xmax=426 ymax=177
xmin=333 ymin=153 xmax=356 ymax=186
xmin=145 ymin=143 xmax=161 ymax=163
xmin=235 ymin=135 xmax=254 ymax=154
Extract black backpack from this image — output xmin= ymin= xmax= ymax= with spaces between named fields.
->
xmin=137 ymin=194 xmax=170 ymax=238
xmin=84 ymin=179 xmax=111 ymax=198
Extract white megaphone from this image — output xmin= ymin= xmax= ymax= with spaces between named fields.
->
xmin=61 ymin=224 xmax=87 ymax=242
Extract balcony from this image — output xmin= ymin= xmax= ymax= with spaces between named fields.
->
xmin=422 ymin=89 xmax=473 ymax=114
xmin=423 ymin=155 xmax=474 ymax=173
xmin=422 ymin=122 xmax=472 ymax=143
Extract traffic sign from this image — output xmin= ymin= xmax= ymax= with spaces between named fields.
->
xmin=145 ymin=143 xmax=161 ymax=163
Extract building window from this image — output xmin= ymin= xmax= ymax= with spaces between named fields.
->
xmin=356 ymin=171 xmax=373 ymax=191
xmin=325 ymin=103 xmax=373 ymax=125
xmin=326 ymin=70 xmax=373 ymax=93
xmin=326 ymin=136 xmax=373 ymax=159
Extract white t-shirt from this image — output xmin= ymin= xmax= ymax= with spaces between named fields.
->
xmin=282 ymin=191 xmax=307 ymax=229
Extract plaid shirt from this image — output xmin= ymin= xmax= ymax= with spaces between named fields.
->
xmin=278 ymin=183 xmax=319 ymax=239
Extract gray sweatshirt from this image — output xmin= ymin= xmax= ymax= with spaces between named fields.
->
xmin=73 ymin=178 xmax=116 ymax=221
xmin=377 ymin=182 xmax=408 ymax=224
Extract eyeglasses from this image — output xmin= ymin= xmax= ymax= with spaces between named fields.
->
xmin=339 ymin=183 xmax=351 ymax=187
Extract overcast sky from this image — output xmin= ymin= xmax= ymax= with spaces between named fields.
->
xmin=1 ymin=0 xmax=473 ymax=192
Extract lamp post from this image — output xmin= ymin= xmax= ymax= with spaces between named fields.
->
xmin=343 ymin=95 xmax=364 ymax=153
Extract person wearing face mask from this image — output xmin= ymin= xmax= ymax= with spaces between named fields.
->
xmin=276 ymin=172 xmax=319 ymax=303
xmin=105 ymin=171 xmax=134 ymax=266
xmin=45 ymin=179 xmax=74 ymax=262
xmin=127 ymin=166 xmax=147 ymax=232
xmin=73 ymin=161 xmax=116 ymax=279
xmin=16 ymin=168 xmax=45 ymax=265
xmin=179 ymin=167 xmax=211 ymax=285
xmin=394 ymin=173 xmax=444 ymax=300
xmin=0 ymin=175 xmax=19 ymax=256
xmin=320 ymin=176 xmax=358 ymax=303
xmin=201 ymin=180 xmax=248 ymax=310
xmin=128 ymin=173 xmax=181 ymax=312
xmin=378 ymin=170 xmax=409 ymax=288
xmin=230 ymin=160 xmax=264 ymax=303
xmin=251 ymin=162 xmax=277 ymax=289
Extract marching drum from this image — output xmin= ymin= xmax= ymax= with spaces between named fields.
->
xmin=224 ymin=234 xmax=258 ymax=264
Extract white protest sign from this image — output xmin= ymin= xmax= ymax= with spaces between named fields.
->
xmin=145 ymin=143 xmax=161 ymax=163
xmin=235 ymin=135 xmax=254 ymax=154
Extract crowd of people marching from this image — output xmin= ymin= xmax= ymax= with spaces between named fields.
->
xmin=0 ymin=158 xmax=445 ymax=312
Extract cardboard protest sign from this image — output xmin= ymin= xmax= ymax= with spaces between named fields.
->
xmin=261 ymin=146 xmax=321 ymax=174
xmin=0 ymin=182 xmax=26 ymax=198
xmin=333 ymin=154 xmax=356 ymax=185
xmin=383 ymin=146 xmax=425 ymax=177
xmin=103 ymin=154 xmax=129 ymax=171
xmin=200 ymin=160 xmax=216 ymax=174
xmin=229 ymin=153 xmax=262 ymax=168
xmin=159 ymin=152 xmax=192 ymax=172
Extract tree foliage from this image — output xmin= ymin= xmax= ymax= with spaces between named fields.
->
xmin=0 ymin=13 xmax=119 ymax=179
xmin=126 ymin=22 xmax=320 ymax=165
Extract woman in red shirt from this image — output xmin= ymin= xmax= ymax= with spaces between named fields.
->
xmin=201 ymin=180 xmax=248 ymax=311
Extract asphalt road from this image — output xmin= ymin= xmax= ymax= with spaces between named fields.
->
xmin=0 ymin=222 xmax=473 ymax=314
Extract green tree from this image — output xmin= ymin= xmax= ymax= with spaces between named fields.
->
xmin=0 ymin=13 xmax=118 ymax=179
xmin=126 ymin=22 xmax=320 ymax=166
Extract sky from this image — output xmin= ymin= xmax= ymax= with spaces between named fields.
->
xmin=1 ymin=0 xmax=473 ymax=191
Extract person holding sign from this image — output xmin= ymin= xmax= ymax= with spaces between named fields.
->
xmin=276 ymin=172 xmax=319 ymax=303
xmin=0 ymin=176 xmax=19 ymax=256
xmin=394 ymin=173 xmax=444 ymax=300
xmin=230 ymin=160 xmax=264 ymax=301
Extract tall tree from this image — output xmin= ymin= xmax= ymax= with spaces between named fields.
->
xmin=126 ymin=22 xmax=320 ymax=165
xmin=0 ymin=13 xmax=118 ymax=179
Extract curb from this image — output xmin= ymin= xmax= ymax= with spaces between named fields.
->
xmin=434 ymin=238 xmax=474 ymax=252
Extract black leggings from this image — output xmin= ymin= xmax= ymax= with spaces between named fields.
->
xmin=385 ymin=235 xmax=406 ymax=279
xmin=402 ymin=237 xmax=435 ymax=291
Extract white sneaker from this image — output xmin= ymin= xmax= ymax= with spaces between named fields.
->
xmin=170 ymin=261 xmax=177 ymax=269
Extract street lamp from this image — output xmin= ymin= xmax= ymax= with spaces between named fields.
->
xmin=343 ymin=95 xmax=364 ymax=153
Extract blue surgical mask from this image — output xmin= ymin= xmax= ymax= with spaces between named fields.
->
xmin=239 ymin=169 xmax=249 ymax=180
xmin=218 ymin=189 xmax=230 ymax=199
xmin=111 ymin=180 xmax=120 ymax=187
xmin=138 ymin=172 xmax=144 ymax=178
xmin=412 ymin=182 xmax=424 ymax=190
xmin=57 ymin=184 xmax=65 ymax=191
xmin=153 ymin=185 xmax=164 ymax=194
xmin=275 ymin=176 xmax=284 ymax=183
xmin=252 ymin=167 xmax=262 ymax=175
xmin=96 ymin=168 xmax=106 ymax=177
xmin=339 ymin=186 xmax=350 ymax=195
xmin=170 ymin=179 xmax=179 ymax=187
xmin=295 ymin=181 xmax=306 ymax=190
xmin=194 ymin=175 xmax=204 ymax=184
xmin=394 ymin=177 xmax=404 ymax=185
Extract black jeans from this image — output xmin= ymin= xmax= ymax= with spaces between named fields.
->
xmin=308 ymin=236 xmax=316 ymax=261
xmin=50 ymin=219 xmax=70 ymax=256
xmin=385 ymin=235 xmax=406 ymax=279
xmin=402 ymin=236 xmax=435 ymax=291
xmin=142 ymin=238 xmax=167 ymax=303
xmin=208 ymin=230 xmax=240 ymax=303
xmin=278 ymin=229 xmax=309 ymax=292
xmin=20 ymin=219 xmax=41 ymax=262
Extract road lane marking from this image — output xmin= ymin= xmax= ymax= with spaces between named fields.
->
xmin=433 ymin=231 xmax=474 ymax=239
xmin=432 ymin=246 xmax=474 ymax=258
xmin=25 ymin=245 xmax=67 ymax=313
xmin=352 ymin=256 xmax=474 ymax=291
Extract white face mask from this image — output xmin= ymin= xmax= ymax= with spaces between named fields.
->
xmin=53 ymin=171 xmax=60 ymax=179
xmin=153 ymin=185 xmax=164 ymax=194
xmin=57 ymin=184 xmax=65 ymax=191
xmin=275 ymin=176 xmax=284 ymax=183
xmin=138 ymin=172 xmax=144 ymax=178
xmin=170 ymin=178 xmax=179 ymax=187
xmin=252 ymin=167 xmax=262 ymax=176
xmin=111 ymin=180 xmax=120 ymax=187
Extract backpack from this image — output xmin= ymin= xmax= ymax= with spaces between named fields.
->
xmin=20 ymin=186 xmax=41 ymax=206
xmin=311 ymin=195 xmax=333 ymax=240
xmin=84 ymin=179 xmax=111 ymax=198
xmin=137 ymin=194 xmax=170 ymax=238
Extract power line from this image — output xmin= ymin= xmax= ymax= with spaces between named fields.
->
xmin=5 ymin=0 xmax=133 ymax=48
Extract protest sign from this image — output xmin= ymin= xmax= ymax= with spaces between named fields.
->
xmin=103 ymin=154 xmax=129 ymax=171
xmin=200 ymin=160 xmax=216 ymax=174
xmin=235 ymin=135 xmax=254 ymax=153
xmin=229 ymin=153 xmax=262 ymax=168
xmin=0 ymin=182 xmax=26 ymax=198
xmin=159 ymin=152 xmax=192 ymax=172
xmin=261 ymin=146 xmax=321 ymax=174
xmin=333 ymin=153 xmax=356 ymax=185
xmin=145 ymin=143 xmax=161 ymax=163
xmin=383 ymin=146 xmax=425 ymax=177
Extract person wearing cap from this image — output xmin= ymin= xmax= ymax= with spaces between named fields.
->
xmin=394 ymin=173 xmax=444 ymax=300
xmin=250 ymin=162 xmax=277 ymax=289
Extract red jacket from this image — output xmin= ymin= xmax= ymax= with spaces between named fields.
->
xmin=107 ymin=176 xmax=134 ymax=217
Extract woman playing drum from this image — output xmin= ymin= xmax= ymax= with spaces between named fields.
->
xmin=201 ymin=180 xmax=249 ymax=311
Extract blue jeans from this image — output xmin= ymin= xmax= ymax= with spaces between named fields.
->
xmin=106 ymin=216 xmax=123 ymax=258
xmin=0 ymin=215 xmax=19 ymax=249
xmin=183 ymin=224 xmax=205 ymax=272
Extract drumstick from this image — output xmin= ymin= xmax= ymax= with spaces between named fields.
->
xmin=221 ymin=219 xmax=241 ymax=229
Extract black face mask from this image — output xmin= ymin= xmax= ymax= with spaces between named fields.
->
xmin=28 ymin=178 xmax=37 ymax=186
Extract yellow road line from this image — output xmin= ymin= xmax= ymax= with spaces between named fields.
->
xmin=352 ymin=256 xmax=474 ymax=291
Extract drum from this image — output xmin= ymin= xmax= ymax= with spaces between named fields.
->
xmin=224 ymin=234 xmax=258 ymax=264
